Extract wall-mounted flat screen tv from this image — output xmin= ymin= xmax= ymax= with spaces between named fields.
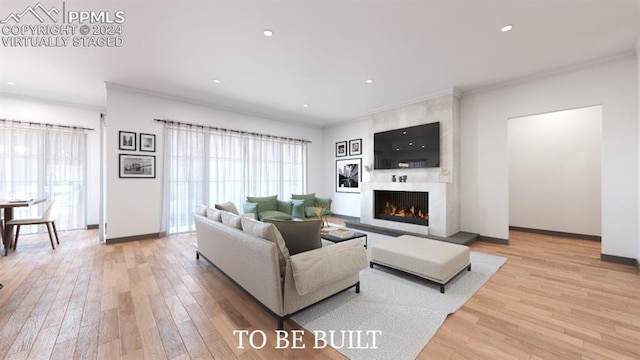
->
xmin=374 ymin=122 xmax=440 ymax=169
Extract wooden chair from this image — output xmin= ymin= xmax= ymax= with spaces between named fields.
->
xmin=7 ymin=200 xmax=60 ymax=250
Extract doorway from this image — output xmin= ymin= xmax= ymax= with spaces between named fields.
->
xmin=508 ymin=105 xmax=602 ymax=237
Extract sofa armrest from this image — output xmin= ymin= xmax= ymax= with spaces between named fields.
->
xmin=277 ymin=200 xmax=292 ymax=214
xmin=289 ymin=239 xmax=367 ymax=296
xmin=315 ymin=197 xmax=332 ymax=215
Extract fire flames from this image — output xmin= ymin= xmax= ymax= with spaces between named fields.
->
xmin=383 ymin=201 xmax=429 ymax=220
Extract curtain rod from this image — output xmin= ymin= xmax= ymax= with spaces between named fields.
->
xmin=0 ymin=118 xmax=95 ymax=131
xmin=154 ymin=118 xmax=311 ymax=144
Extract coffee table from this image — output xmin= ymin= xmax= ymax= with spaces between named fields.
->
xmin=321 ymin=229 xmax=367 ymax=248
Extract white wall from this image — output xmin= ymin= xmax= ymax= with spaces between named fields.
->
xmin=105 ymin=86 xmax=323 ymax=240
xmin=508 ymin=106 xmax=602 ymax=236
xmin=637 ymin=39 xmax=640 ymax=265
xmin=0 ymin=94 xmax=101 ymax=226
xmin=322 ymin=118 xmax=371 ymax=217
xmin=461 ymin=58 xmax=637 ymax=258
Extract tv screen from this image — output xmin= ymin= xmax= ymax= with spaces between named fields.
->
xmin=374 ymin=122 xmax=440 ymax=169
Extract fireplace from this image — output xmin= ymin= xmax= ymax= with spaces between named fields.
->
xmin=374 ymin=190 xmax=429 ymax=226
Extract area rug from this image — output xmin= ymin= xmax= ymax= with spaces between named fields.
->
xmin=291 ymin=231 xmax=507 ymax=360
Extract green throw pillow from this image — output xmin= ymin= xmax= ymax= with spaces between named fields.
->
xmin=291 ymin=193 xmax=316 ymax=209
xmin=246 ymin=195 xmax=278 ymax=212
xmin=243 ymin=202 xmax=258 ymax=217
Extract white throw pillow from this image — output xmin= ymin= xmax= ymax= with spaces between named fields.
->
xmin=206 ymin=207 xmax=222 ymax=221
xmin=221 ymin=211 xmax=242 ymax=229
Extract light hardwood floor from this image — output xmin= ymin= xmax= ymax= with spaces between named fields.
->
xmin=0 ymin=225 xmax=638 ymax=359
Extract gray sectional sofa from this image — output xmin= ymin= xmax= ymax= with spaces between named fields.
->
xmin=193 ymin=208 xmax=367 ymax=329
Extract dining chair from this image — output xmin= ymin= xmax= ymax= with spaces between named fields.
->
xmin=7 ymin=200 xmax=60 ymax=250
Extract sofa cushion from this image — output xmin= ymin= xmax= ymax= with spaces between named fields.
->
xmin=264 ymin=219 xmax=322 ymax=256
xmin=206 ymin=207 xmax=222 ymax=221
xmin=215 ymin=201 xmax=239 ymax=215
xmin=291 ymin=193 xmax=316 ymax=209
xmin=259 ymin=210 xmax=292 ymax=221
xmin=246 ymin=195 xmax=278 ymax=212
xmin=221 ymin=211 xmax=242 ymax=229
xmin=241 ymin=217 xmax=290 ymax=275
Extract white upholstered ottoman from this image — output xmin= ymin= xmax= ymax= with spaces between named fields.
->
xmin=370 ymin=235 xmax=471 ymax=293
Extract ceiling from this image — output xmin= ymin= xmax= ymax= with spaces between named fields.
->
xmin=0 ymin=0 xmax=639 ymax=128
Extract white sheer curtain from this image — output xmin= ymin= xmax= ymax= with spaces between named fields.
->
xmin=162 ymin=122 xmax=307 ymax=234
xmin=0 ymin=121 xmax=87 ymax=232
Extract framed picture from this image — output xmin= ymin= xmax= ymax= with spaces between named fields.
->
xmin=336 ymin=158 xmax=361 ymax=193
xmin=336 ymin=141 xmax=347 ymax=157
xmin=349 ymin=138 xmax=362 ymax=156
xmin=119 ymin=131 xmax=136 ymax=151
xmin=140 ymin=133 xmax=156 ymax=152
xmin=119 ymin=154 xmax=156 ymax=178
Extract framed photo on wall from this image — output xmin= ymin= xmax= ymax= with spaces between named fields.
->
xmin=349 ymin=138 xmax=362 ymax=156
xmin=119 ymin=131 xmax=136 ymax=151
xmin=336 ymin=141 xmax=347 ymax=157
xmin=140 ymin=133 xmax=156 ymax=152
xmin=336 ymin=158 xmax=361 ymax=193
xmin=119 ymin=154 xmax=156 ymax=178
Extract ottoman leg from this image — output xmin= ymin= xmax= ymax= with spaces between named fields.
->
xmin=369 ymin=261 xmax=374 ymax=269
xmin=468 ymin=264 xmax=471 ymax=271
xmin=440 ymin=284 xmax=445 ymax=294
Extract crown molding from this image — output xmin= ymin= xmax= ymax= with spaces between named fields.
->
xmin=104 ymin=82 xmax=324 ymax=130
xmin=365 ymin=88 xmax=459 ymax=117
xmin=322 ymin=88 xmax=461 ymax=130
xmin=0 ymin=91 xmax=106 ymax=113
xmin=462 ymin=49 xmax=637 ymax=96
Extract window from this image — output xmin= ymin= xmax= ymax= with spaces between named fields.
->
xmin=0 ymin=121 xmax=87 ymax=232
xmin=163 ymin=122 xmax=307 ymax=234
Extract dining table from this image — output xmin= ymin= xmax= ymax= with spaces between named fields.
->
xmin=0 ymin=198 xmax=46 ymax=256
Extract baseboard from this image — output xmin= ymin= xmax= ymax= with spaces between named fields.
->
xmin=332 ymin=214 xmax=360 ymax=221
xmin=106 ymin=232 xmax=163 ymax=244
xmin=86 ymin=224 xmax=99 ymax=230
xmin=600 ymin=254 xmax=637 ymax=267
xmin=478 ymin=236 xmax=509 ymax=245
xmin=509 ymin=226 xmax=601 ymax=241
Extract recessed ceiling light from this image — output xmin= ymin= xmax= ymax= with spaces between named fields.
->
xmin=213 ymin=79 xmax=221 ymax=84
xmin=501 ymin=24 xmax=514 ymax=32
xmin=263 ymin=29 xmax=273 ymax=37
xmin=303 ymin=104 xmax=309 ymax=108
xmin=6 ymin=82 xmax=15 ymax=86
xmin=365 ymin=79 xmax=374 ymax=84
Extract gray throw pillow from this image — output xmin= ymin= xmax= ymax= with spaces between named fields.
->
xmin=215 ymin=201 xmax=239 ymax=215
xmin=264 ymin=219 xmax=322 ymax=255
